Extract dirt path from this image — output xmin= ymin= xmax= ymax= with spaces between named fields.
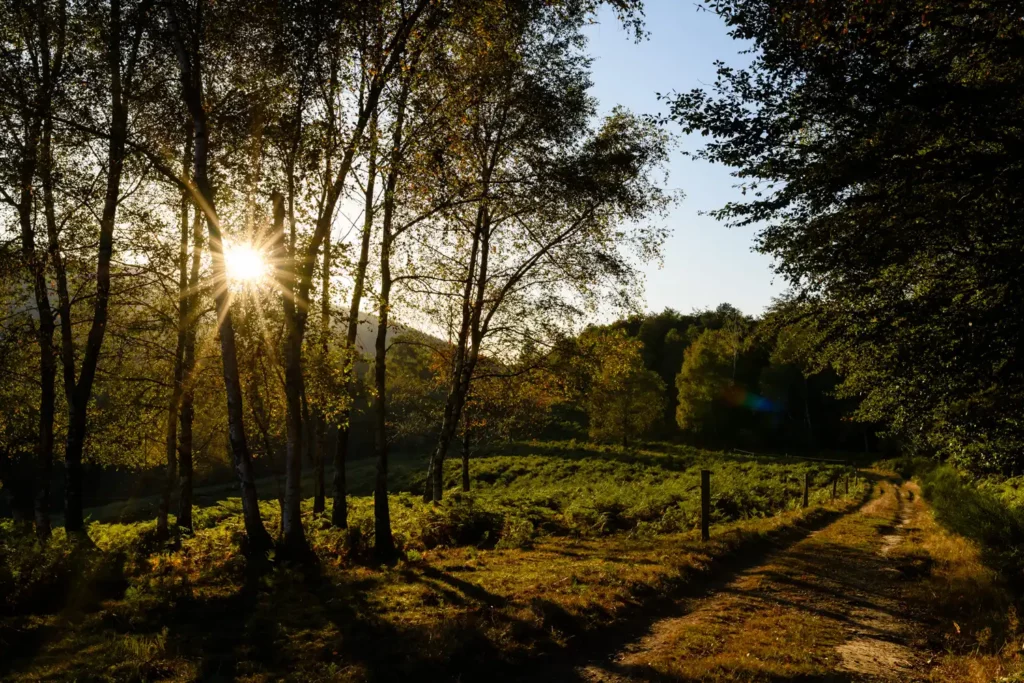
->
xmin=576 ymin=479 xmax=935 ymax=682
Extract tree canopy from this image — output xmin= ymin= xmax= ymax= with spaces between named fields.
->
xmin=667 ymin=0 xmax=1024 ymax=473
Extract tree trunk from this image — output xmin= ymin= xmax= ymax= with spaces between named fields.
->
xmin=23 ymin=186 xmax=56 ymax=540
xmin=373 ymin=215 xmax=395 ymax=564
xmin=373 ymin=79 xmax=413 ymax=563
xmin=34 ymin=353 xmax=56 ymax=538
xmin=170 ymin=3 xmax=272 ymax=553
xmin=291 ymin=6 xmax=429 ymax=531
xmin=177 ymin=388 xmax=195 ymax=532
xmin=63 ymin=0 xmax=132 ymax=533
xmin=268 ymin=192 xmax=310 ymax=558
xmin=249 ymin=377 xmax=284 ymax=533
xmin=332 ymin=115 xmax=377 ymax=528
xmin=200 ymin=149 xmax=270 ymax=550
xmin=26 ymin=0 xmax=69 ymax=541
xmin=312 ymin=222 xmax=330 ymax=516
xmin=430 ymin=394 xmax=462 ymax=500
xmin=158 ymin=137 xmax=192 ymax=540
xmin=424 ymin=207 xmax=484 ymax=502
xmin=63 ymin=410 xmax=87 ymax=532
xmin=273 ymin=42 xmax=393 ymax=557
xmin=177 ymin=205 xmax=202 ymax=532
xmin=20 ymin=121 xmax=57 ymax=539
xmin=461 ymin=415 xmax=471 ymax=493
xmin=429 ymin=205 xmax=490 ymax=503
xmin=281 ymin=298 xmax=309 ymax=554
xmin=26 ymin=1 xmax=68 ymax=538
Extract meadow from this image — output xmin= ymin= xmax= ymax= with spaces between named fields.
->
xmin=0 ymin=442 xmax=865 ymax=681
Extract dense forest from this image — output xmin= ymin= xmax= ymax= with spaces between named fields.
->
xmin=1 ymin=0 xmax=1023 ymax=680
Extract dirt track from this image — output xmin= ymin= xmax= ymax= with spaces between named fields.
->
xmin=574 ymin=479 xmax=936 ymax=682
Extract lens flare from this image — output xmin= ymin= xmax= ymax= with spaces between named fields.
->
xmin=722 ymin=385 xmax=781 ymax=413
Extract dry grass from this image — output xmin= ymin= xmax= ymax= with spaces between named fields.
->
xmin=895 ymin=483 xmax=1024 ymax=683
xmin=581 ymin=476 xmax=1023 ymax=683
xmin=0 ymin=500 xmax=858 ymax=682
xmin=5 ymin=458 xmax=1019 ymax=682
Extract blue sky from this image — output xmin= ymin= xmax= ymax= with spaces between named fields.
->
xmin=584 ymin=1 xmax=785 ymax=317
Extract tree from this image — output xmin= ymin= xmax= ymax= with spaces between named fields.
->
xmin=268 ymin=0 xmax=438 ymax=560
xmin=675 ymin=328 xmax=738 ymax=436
xmin=167 ymin=0 xmax=273 ymax=552
xmin=156 ymin=135 xmax=194 ymax=540
xmin=580 ymin=330 xmax=665 ymax=447
xmin=43 ymin=0 xmax=161 ymax=533
xmin=0 ymin=0 xmax=70 ymax=536
xmin=459 ymin=355 xmax=556 ymax=489
xmin=419 ymin=1 xmax=670 ymax=501
xmin=667 ymin=0 xmax=1024 ymax=472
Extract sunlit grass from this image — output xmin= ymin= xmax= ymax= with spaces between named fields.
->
xmin=0 ymin=443 xmax=869 ymax=681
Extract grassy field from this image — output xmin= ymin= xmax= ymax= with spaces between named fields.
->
xmin=0 ymin=442 xmax=867 ymax=681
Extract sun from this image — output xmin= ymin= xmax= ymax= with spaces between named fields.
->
xmin=224 ymin=242 xmax=269 ymax=285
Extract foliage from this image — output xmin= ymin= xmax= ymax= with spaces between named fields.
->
xmin=423 ymin=441 xmax=858 ymax=540
xmin=667 ymin=0 xmax=1024 ymax=472
xmin=385 ymin=334 xmax=448 ymax=444
xmin=0 ymin=523 xmax=77 ymax=615
xmin=574 ymin=329 xmax=666 ymax=446
xmin=0 ymin=489 xmax=858 ymax=682
xmin=675 ymin=328 xmax=739 ymax=434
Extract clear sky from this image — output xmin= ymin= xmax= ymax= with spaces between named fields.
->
xmin=584 ymin=1 xmax=785 ymax=318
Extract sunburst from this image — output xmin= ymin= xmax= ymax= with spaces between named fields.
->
xmin=224 ymin=242 xmax=270 ymax=286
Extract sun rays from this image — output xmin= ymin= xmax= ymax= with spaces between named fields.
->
xmin=224 ymin=242 xmax=270 ymax=286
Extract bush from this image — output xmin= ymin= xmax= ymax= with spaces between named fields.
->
xmin=0 ymin=522 xmax=132 ymax=615
xmin=0 ymin=523 xmax=77 ymax=614
xmin=495 ymin=516 xmax=535 ymax=549
xmin=874 ymin=456 xmax=937 ymax=480
xmin=415 ymin=497 xmax=504 ymax=549
xmin=435 ymin=442 xmax=859 ymax=540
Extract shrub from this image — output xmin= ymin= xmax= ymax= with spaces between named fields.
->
xmin=0 ymin=522 xmax=132 ymax=615
xmin=495 ymin=516 xmax=535 ymax=549
xmin=0 ymin=524 xmax=77 ymax=614
xmin=415 ymin=497 xmax=504 ymax=549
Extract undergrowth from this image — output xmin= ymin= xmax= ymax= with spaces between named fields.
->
xmin=0 ymin=442 xmax=867 ymax=681
xmin=918 ymin=465 xmax=1024 ymax=586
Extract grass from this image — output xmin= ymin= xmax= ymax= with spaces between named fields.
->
xmin=579 ymin=478 xmax=1023 ymax=683
xmin=916 ymin=465 xmax=1024 ymax=587
xmin=898 ymin=488 xmax=1024 ymax=683
xmin=0 ymin=441 xmax=866 ymax=681
xmin=870 ymin=460 xmax=1024 ymax=681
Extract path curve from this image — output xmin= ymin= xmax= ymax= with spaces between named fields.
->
xmin=576 ymin=479 xmax=934 ymax=682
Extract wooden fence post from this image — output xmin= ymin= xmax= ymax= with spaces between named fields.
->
xmin=701 ymin=469 xmax=710 ymax=542
xmin=845 ymin=473 xmax=850 ymax=495
xmin=803 ymin=472 xmax=810 ymax=508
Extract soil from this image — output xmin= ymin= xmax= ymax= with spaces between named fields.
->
xmin=572 ymin=479 xmax=935 ymax=682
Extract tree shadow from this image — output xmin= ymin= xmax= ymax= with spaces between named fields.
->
xmin=487 ymin=504 xmax=860 ymax=682
xmin=580 ymin=660 xmax=861 ymax=683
